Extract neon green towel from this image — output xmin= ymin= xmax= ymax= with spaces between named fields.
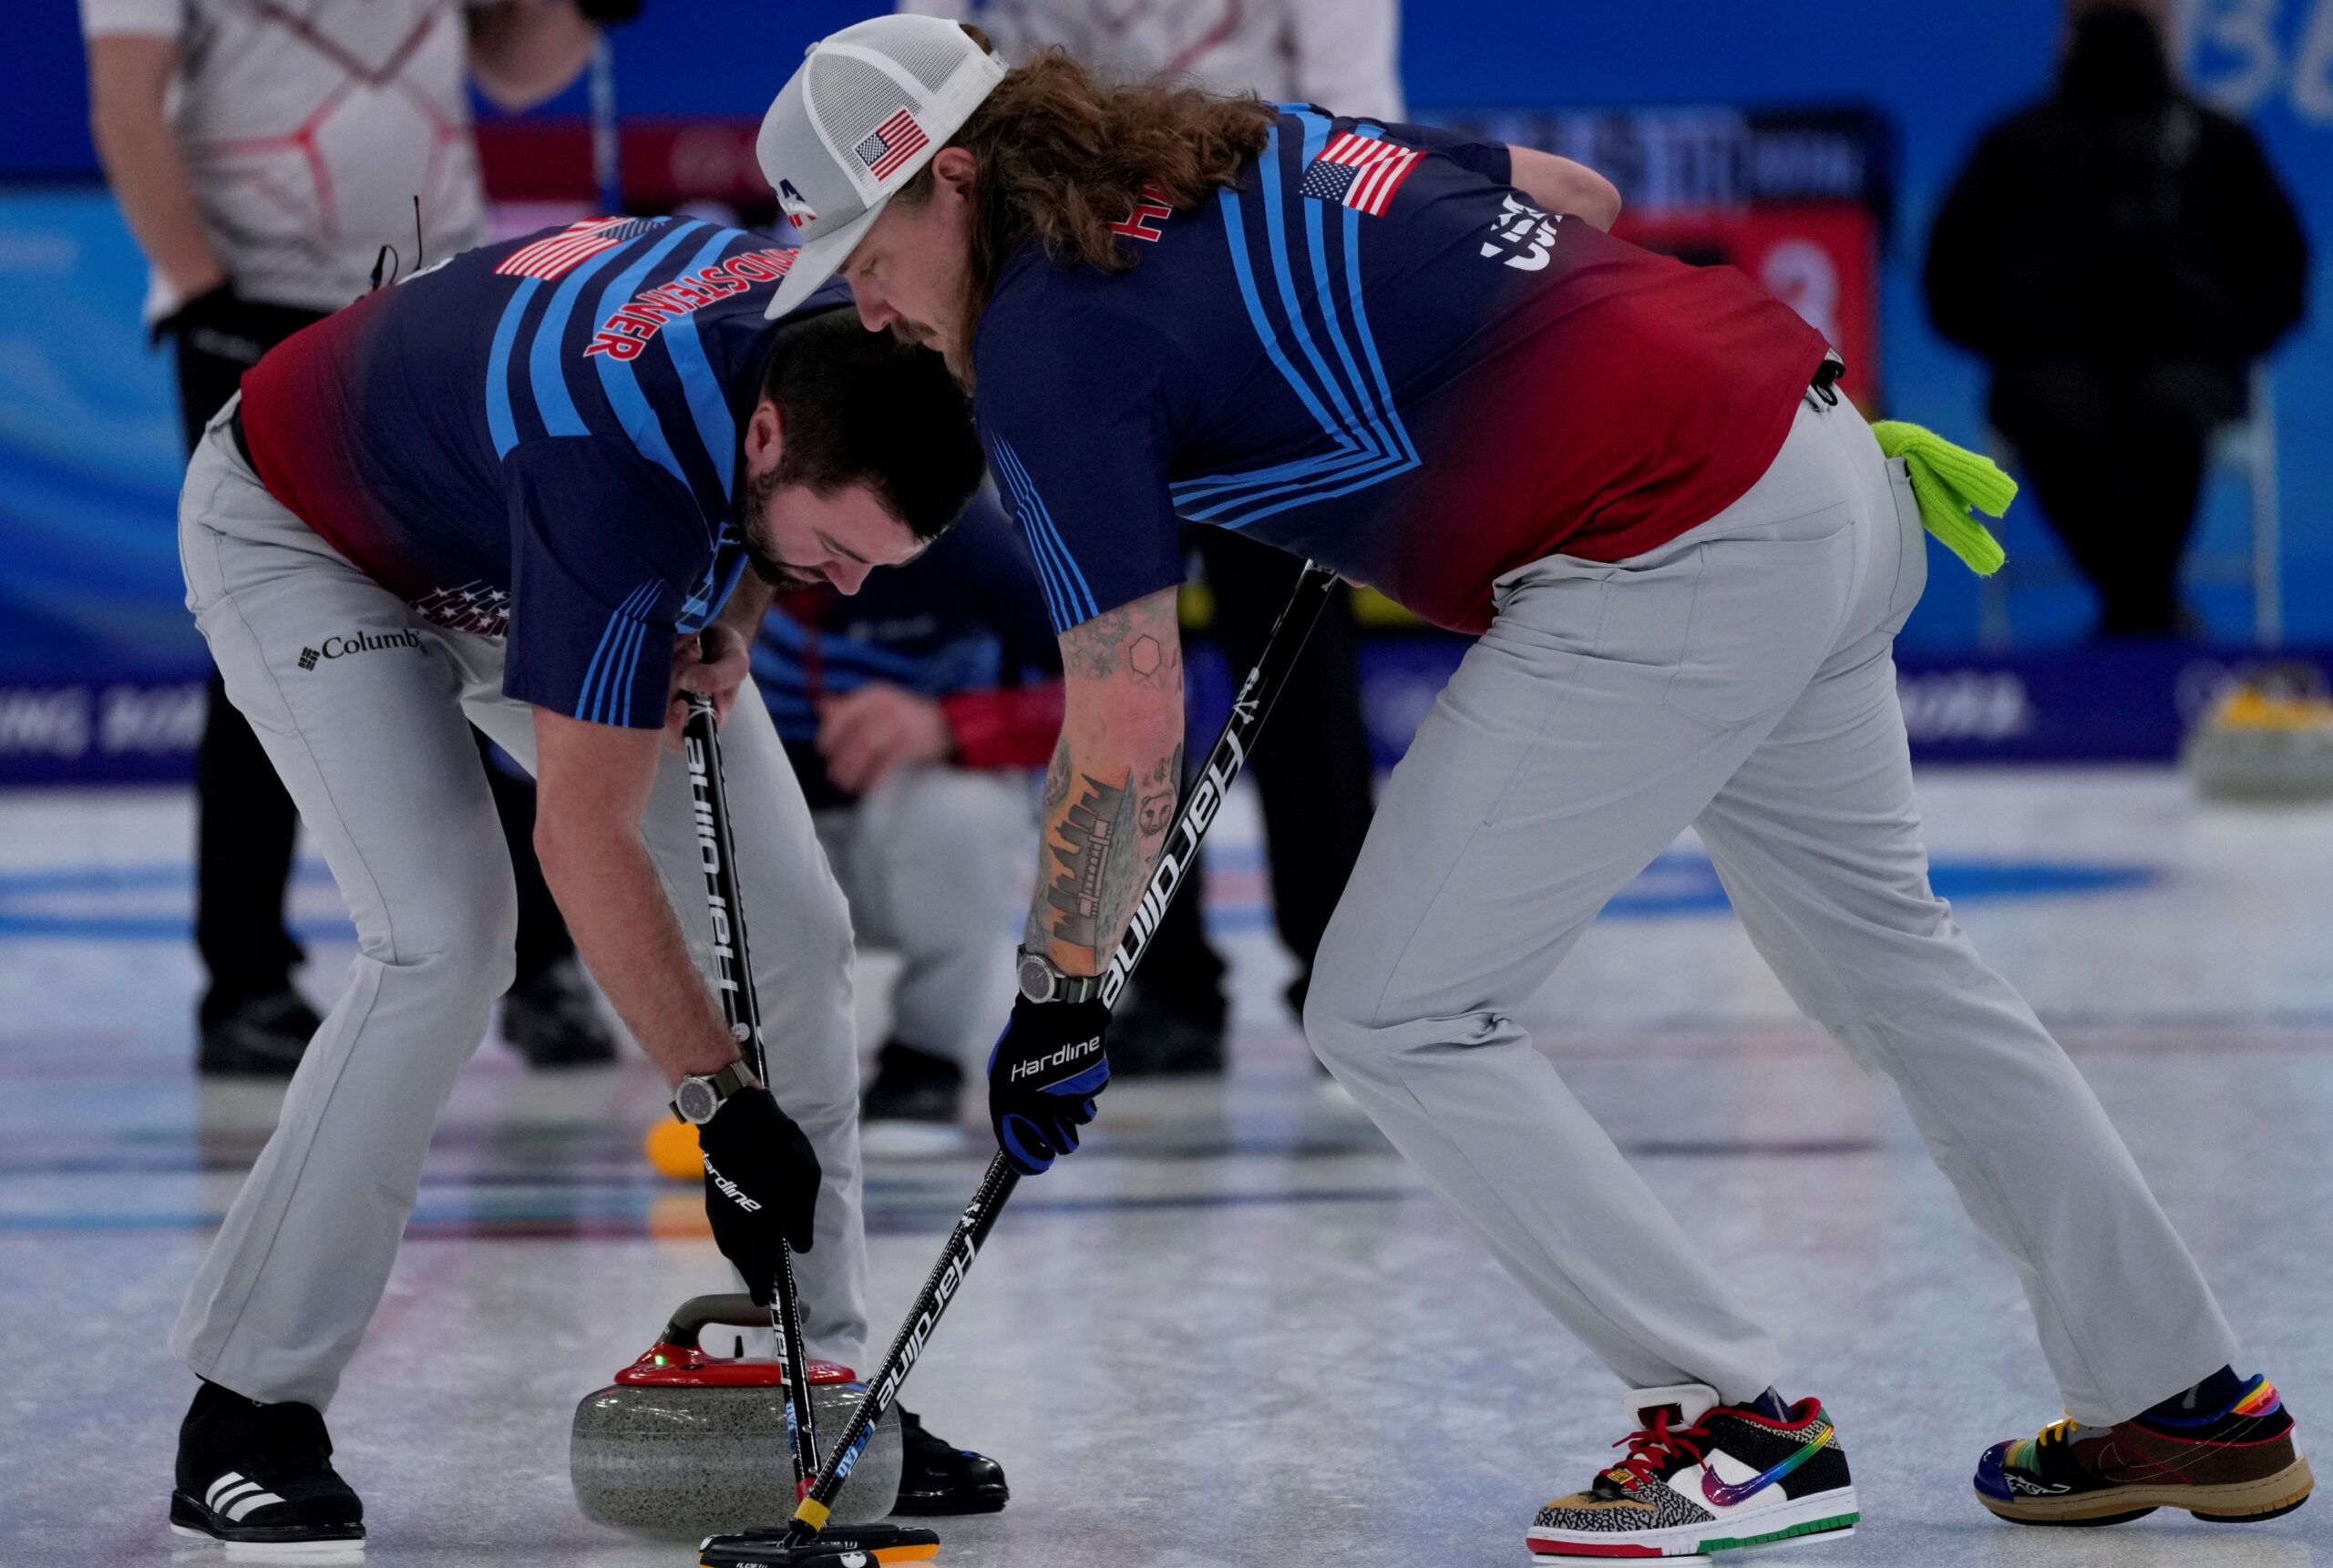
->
xmin=1870 ymin=419 xmax=2011 ymax=577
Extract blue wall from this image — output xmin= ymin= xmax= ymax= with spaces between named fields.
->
xmin=9 ymin=0 xmax=2330 ymax=664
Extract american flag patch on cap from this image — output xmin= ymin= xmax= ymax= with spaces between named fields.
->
xmin=855 ymin=108 xmax=929 ymax=181
xmin=495 ymin=217 xmax=663 ymax=281
xmin=1298 ymin=133 xmax=1423 ymax=219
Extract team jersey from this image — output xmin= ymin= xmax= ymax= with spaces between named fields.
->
xmin=755 ymin=495 xmax=1060 ymax=810
xmin=972 ymin=108 xmax=1833 ymax=636
xmin=240 ymin=217 xmax=845 ymax=727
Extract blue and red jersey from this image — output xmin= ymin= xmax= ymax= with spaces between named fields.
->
xmin=239 ymin=216 xmax=848 ymax=727
xmin=971 ymin=108 xmax=1833 ymax=636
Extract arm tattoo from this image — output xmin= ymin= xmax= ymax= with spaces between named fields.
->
xmin=1136 ymin=742 xmax=1181 ymax=838
xmin=1040 ymin=741 xmax=1072 ymax=809
xmin=1125 ymin=632 xmax=1181 ymax=691
xmin=1040 ymin=770 xmax=1135 ymax=959
xmin=1061 ymin=604 xmax=1134 ymax=680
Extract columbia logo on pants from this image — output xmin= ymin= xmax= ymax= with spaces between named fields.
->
xmin=298 ymin=630 xmax=422 ymax=671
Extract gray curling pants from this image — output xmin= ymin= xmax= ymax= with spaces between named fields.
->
xmin=170 ymin=409 xmax=869 ymax=1409
xmin=814 ymin=767 xmax=1031 ymax=1076
xmin=1305 ymin=395 xmax=2239 ymax=1426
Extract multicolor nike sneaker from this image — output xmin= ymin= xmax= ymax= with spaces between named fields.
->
xmin=1528 ymin=1384 xmax=1858 ymax=1559
xmin=1975 ymin=1372 xmax=2313 ymax=1527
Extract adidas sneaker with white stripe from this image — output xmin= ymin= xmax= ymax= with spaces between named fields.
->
xmin=170 ymin=1378 xmax=364 ymax=1557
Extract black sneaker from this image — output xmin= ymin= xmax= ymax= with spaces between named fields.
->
xmin=1109 ymin=981 xmax=1227 ymax=1078
xmin=198 ymin=989 xmax=322 ymax=1078
xmin=861 ymin=1041 xmax=966 ymax=1157
xmin=1976 ymin=1369 xmax=2314 ymax=1526
xmin=501 ymin=957 xmax=617 ymax=1069
xmin=889 ymin=1407 xmax=1008 ymax=1516
xmin=1527 ymin=1383 xmax=1857 ymax=1559
xmin=170 ymin=1379 xmax=365 ymax=1556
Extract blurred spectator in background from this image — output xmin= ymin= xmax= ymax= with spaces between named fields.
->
xmin=1926 ymin=0 xmax=2307 ymax=639
xmin=758 ymin=498 xmax=1061 ymax=1153
xmin=902 ymin=0 xmax=1391 ymax=1073
xmin=82 ymin=0 xmax=615 ymax=1073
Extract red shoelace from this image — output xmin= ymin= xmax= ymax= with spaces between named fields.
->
xmin=1611 ymin=1409 xmax=1711 ymax=1487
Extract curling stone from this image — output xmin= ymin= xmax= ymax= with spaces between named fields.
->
xmin=571 ymin=1293 xmax=901 ymax=1538
xmin=2184 ymin=669 xmax=2333 ymax=802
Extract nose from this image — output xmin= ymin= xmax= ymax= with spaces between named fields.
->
xmin=827 ymin=559 xmax=873 ymax=595
xmin=853 ymin=287 xmax=893 ymax=333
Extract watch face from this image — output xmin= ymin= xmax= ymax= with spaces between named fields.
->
xmin=674 ymin=1077 xmax=718 ymax=1124
xmin=1016 ymin=952 xmax=1053 ymax=1003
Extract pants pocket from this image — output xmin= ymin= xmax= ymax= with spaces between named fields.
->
xmin=1660 ymin=510 xmax=1857 ymax=729
xmin=1882 ymin=456 xmax=1930 ymax=637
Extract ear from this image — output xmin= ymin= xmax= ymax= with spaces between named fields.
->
xmin=744 ymin=399 xmax=784 ymax=476
xmin=930 ymin=146 xmax=978 ymax=203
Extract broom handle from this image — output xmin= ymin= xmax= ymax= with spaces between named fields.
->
xmin=684 ymin=693 xmax=824 ymax=1493
xmin=785 ymin=561 xmax=1341 ymax=1539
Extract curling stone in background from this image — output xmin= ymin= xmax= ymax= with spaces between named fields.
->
xmin=2184 ymin=667 xmax=2333 ymax=802
xmin=643 ymin=1116 xmax=702 ymax=1180
xmin=571 ymin=1293 xmax=901 ymax=1538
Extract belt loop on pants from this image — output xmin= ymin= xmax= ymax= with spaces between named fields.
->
xmin=1807 ymin=351 xmax=1846 ymax=409
xmin=227 ymin=404 xmax=258 ymax=473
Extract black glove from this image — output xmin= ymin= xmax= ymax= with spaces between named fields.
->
xmin=695 ymin=1083 xmax=821 ymax=1305
xmin=987 ymin=996 xmax=1110 ymax=1176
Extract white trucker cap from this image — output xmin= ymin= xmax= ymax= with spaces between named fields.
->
xmin=757 ymin=15 xmax=1008 ymax=320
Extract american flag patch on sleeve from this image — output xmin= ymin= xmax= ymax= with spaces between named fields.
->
xmin=1298 ymin=133 xmax=1424 ymax=219
xmin=495 ymin=217 xmax=663 ymax=282
xmin=855 ymin=109 xmax=929 ymax=181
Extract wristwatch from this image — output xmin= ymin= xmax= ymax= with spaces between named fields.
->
xmin=1016 ymin=946 xmax=1104 ymax=1005
xmin=671 ymin=1060 xmax=761 ymax=1126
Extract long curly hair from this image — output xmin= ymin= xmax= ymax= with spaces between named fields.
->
xmin=899 ymin=34 xmax=1275 ymax=323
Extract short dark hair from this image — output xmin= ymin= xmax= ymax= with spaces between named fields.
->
xmin=758 ymin=307 xmax=982 ymax=542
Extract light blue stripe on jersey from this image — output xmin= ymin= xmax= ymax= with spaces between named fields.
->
xmin=575 ymin=580 xmax=659 ymax=724
xmin=992 ymin=440 xmax=1096 ymax=630
xmin=527 ymin=237 xmax=644 ymax=438
xmin=589 ymin=220 xmax=708 ymax=488
xmin=991 ymin=444 xmax=1065 ymax=628
xmin=1170 ymin=112 xmax=1417 ymax=526
xmin=659 ymin=229 xmax=746 ymax=497
xmin=486 ymin=278 xmax=543 ymax=457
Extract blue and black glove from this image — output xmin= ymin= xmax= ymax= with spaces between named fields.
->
xmin=987 ymin=996 xmax=1111 ymax=1175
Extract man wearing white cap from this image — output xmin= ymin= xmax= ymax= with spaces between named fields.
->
xmin=890 ymin=0 xmax=1393 ymax=1082
xmin=750 ymin=15 xmax=2312 ymax=1558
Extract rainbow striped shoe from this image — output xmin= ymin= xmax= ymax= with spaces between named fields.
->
xmin=1527 ymin=1384 xmax=1857 ymax=1559
xmin=1976 ymin=1371 xmax=2314 ymax=1527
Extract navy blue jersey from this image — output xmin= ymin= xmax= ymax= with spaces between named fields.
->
xmin=242 ymin=216 xmax=852 ymax=726
xmin=972 ymin=108 xmax=1830 ymax=635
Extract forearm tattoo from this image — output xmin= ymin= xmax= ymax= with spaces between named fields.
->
xmin=1039 ymin=770 xmax=1135 ymax=958
xmin=1136 ymin=743 xmax=1182 ymax=838
xmin=1023 ymin=589 xmax=1186 ymax=966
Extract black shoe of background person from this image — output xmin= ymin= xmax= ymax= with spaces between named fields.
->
xmin=890 ymin=1408 xmax=1009 ymax=1515
xmin=170 ymin=1378 xmax=365 ymax=1553
xmin=197 ymin=988 xmax=323 ymax=1078
xmin=1109 ymin=979 xmax=1228 ymax=1078
xmin=502 ymin=956 xmax=618 ymax=1068
xmin=860 ymin=1040 xmax=967 ymax=1157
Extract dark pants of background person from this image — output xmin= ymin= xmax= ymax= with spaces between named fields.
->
xmin=1137 ymin=527 xmax=1376 ymax=1020
xmin=173 ymin=296 xmax=574 ymax=1026
xmin=1988 ymin=354 xmax=2246 ymax=640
